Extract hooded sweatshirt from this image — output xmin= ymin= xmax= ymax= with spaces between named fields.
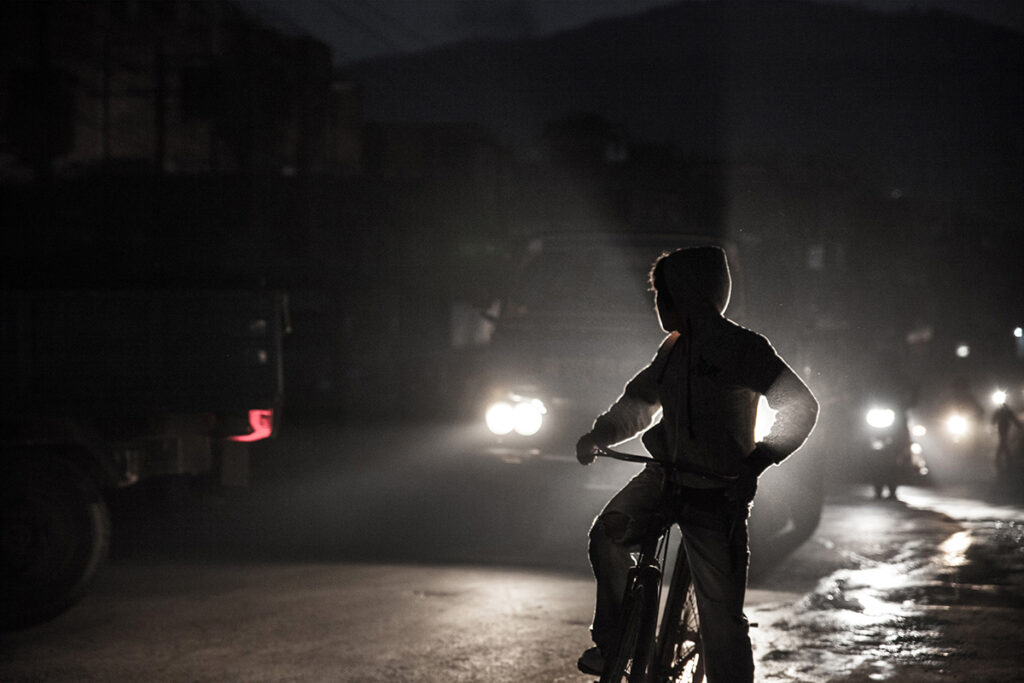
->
xmin=590 ymin=246 xmax=814 ymax=488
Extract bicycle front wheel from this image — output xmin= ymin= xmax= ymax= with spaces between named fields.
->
xmin=601 ymin=568 xmax=660 ymax=683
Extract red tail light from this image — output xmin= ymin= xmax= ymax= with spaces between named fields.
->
xmin=228 ymin=409 xmax=275 ymax=442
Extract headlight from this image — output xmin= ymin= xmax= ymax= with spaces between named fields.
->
xmin=485 ymin=402 xmax=516 ymax=435
xmin=866 ymin=407 xmax=896 ymax=429
xmin=485 ymin=396 xmax=547 ymax=436
xmin=945 ymin=413 xmax=969 ymax=438
xmin=512 ymin=400 xmax=545 ymax=436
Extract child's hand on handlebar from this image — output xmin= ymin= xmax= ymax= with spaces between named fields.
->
xmin=576 ymin=433 xmax=602 ymax=465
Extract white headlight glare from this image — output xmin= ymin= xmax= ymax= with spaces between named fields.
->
xmin=485 ymin=402 xmax=516 ymax=435
xmin=866 ymin=407 xmax=896 ymax=429
xmin=486 ymin=397 xmax=547 ymax=436
xmin=946 ymin=413 xmax=969 ymax=437
xmin=512 ymin=399 xmax=546 ymax=436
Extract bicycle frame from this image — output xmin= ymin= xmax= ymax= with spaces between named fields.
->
xmin=596 ymin=447 xmax=709 ymax=683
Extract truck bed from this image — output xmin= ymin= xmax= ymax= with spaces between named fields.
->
xmin=1 ymin=290 xmax=287 ymax=416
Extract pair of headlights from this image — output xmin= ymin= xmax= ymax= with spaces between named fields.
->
xmin=866 ymin=406 xmax=971 ymax=439
xmin=485 ymin=397 xmax=547 ymax=436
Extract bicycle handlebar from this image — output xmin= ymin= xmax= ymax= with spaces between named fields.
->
xmin=594 ymin=446 xmax=739 ymax=483
xmin=593 ymin=446 xmax=657 ymax=465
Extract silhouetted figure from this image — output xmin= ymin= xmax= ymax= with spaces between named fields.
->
xmin=872 ymin=405 xmax=912 ymax=500
xmin=992 ymin=403 xmax=1022 ymax=475
xmin=575 ymin=247 xmax=818 ymax=682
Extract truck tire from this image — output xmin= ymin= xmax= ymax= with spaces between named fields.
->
xmin=0 ymin=455 xmax=110 ymax=629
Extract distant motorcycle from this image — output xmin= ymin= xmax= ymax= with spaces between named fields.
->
xmin=863 ymin=404 xmax=926 ymax=499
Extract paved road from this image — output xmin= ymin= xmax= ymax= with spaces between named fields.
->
xmin=4 ymin=418 xmax=1023 ymax=681
xmin=1 ymin=560 xmax=597 ymax=682
xmin=3 ymin=486 xmax=1022 ymax=682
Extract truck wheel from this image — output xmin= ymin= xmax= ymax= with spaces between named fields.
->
xmin=0 ymin=455 xmax=110 ymax=629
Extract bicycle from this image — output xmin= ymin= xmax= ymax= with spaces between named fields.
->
xmin=593 ymin=447 xmax=738 ymax=683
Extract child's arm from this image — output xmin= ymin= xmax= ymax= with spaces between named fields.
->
xmin=752 ymin=364 xmax=819 ymax=470
xmin=728 ymin=362 xmax=818 ymax=502
xmin=591 ymin=364 xmax=662 ymax=445
xmin=576 ymin=350 xmax=665 ymax=465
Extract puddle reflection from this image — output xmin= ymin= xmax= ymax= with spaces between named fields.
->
xmin=938 ymin=530 xmax=972 ymax=568
xmin=752 ymin=489 xmax=1024 ymax=681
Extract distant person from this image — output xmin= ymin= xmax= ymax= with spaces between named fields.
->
xmin=575 ymin=246 xmax=818 ymax=682
xmin=992 ymin=402 xmax=1022 ymax=474
xmin=871 ymin=405 xmax=912 ymax=500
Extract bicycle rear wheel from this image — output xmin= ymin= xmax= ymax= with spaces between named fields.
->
xmin=657 ymin=582 xmax=703 ymax=682
xmin=677 ymin=585 xmax=704 ymax=683
xmin=653 ymin=548 xmax=703 ymax=683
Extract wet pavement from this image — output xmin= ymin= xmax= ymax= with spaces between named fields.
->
xmin=749 ymin=486 xmax=1024 ymax=682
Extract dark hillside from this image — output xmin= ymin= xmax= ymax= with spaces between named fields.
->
xmin=352 ymin=0 xmax=1023 ymax=212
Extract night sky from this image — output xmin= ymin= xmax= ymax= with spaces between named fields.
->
xmin=244 ymin=1 xmax=1024 ymax=209
xmin=247 ymin=0 xmax=1024 ymax=65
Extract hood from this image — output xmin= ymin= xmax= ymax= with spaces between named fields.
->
xmin=661 ymin=246 xmax=731 ymax=317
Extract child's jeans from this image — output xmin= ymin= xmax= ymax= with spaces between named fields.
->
xmin=587 ymin=466 xmax=754 ymax=683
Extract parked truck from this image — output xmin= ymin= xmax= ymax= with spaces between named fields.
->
xmin=0 ymin=289 xmax=289 ymax=628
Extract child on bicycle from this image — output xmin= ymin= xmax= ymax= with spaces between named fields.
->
xmin=575 ymin=245 xmax=818 ymax=682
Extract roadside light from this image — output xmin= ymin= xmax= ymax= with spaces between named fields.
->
xmin=910 ymin=442 xmax=923 ymax=456
xmin=911 ymin=424 xmax=927 ymax=438
xmin=992 ymin=389 xmax=1007 ymax=406
xmin=945 ymin=413 xmax=969 ymax=440
xmin=866 ymin=407 xmax=896 ymax=429
xmin=1015 ymin=327 xmax=1023 ymax=339
xmin=955 ymin=344 xmax=970 ymax=358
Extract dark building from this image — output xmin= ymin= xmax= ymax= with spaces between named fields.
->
xmin=0 ymin=0 xmax=361 ymax=179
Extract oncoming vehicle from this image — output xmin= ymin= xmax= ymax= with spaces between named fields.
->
xmin=473 ymin=232 xmax=823 ymax=574
xmin=900 ymin=376 xmax=994 ymax=483
xmin=479 ymin=233 xmax=741 ymax=461
xmin=860 ymin=400 xmax=928 ymax=498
